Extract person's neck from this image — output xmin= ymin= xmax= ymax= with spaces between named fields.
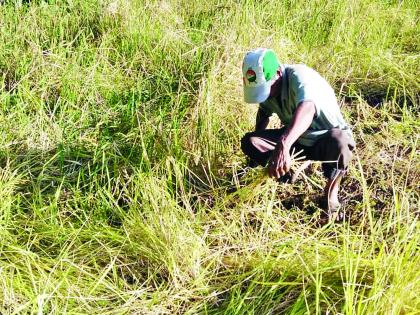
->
xmin=269 ymin=74 xmax=282 ymax=99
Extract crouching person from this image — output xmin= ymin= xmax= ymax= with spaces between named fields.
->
xmin=240 ymin=48 xmax=356 ymax=219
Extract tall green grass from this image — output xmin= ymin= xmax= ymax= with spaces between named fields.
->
xmin=0 ymin=0 xmax=419 ymax=313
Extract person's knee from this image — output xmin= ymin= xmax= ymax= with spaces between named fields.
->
xmin=330 ymin=129 xmax=355 ymax=165
xmin=331 ymin=129 xmax=352 ymax=150
xmin=241 ymin=132 xmax=253 ymax=155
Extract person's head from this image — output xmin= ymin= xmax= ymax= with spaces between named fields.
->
xmin=242 ymin=48 xmax=281 ymax=104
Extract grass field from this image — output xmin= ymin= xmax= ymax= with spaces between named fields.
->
xmin=0 ymin=0 xmax=419 ymax=314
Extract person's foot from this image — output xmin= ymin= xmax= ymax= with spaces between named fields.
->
xmin=317 ymin=196 xmax=343 ymax=225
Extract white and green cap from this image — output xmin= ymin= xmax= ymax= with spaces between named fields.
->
xmin=242 ymin=48 xmax=280 ymax=103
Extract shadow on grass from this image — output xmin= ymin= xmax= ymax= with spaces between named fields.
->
xmin=341 ymin=81 xmax=419 ymax=110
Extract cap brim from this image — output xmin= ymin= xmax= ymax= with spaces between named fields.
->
xmin=243 ymin=83 xmax=271 ymax=103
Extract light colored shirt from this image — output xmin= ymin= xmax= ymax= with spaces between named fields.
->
xmin=260 ymin=64 xmax=353 ymax=146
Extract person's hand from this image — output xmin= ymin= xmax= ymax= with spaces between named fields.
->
xmin=268 ymin=144 xmax=291 ymax=178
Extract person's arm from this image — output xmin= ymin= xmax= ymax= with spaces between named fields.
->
xmin=268 ymin=101 xmax=316 ymax=178
xmin=255 ymin=107 xmax=270 ymax=131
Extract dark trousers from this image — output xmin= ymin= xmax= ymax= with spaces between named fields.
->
xmin=241 ymin=128 xmax=356 ymax=180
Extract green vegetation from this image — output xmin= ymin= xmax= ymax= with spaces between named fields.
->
xmin=0 ymin=0 xmax=418 ymax=313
